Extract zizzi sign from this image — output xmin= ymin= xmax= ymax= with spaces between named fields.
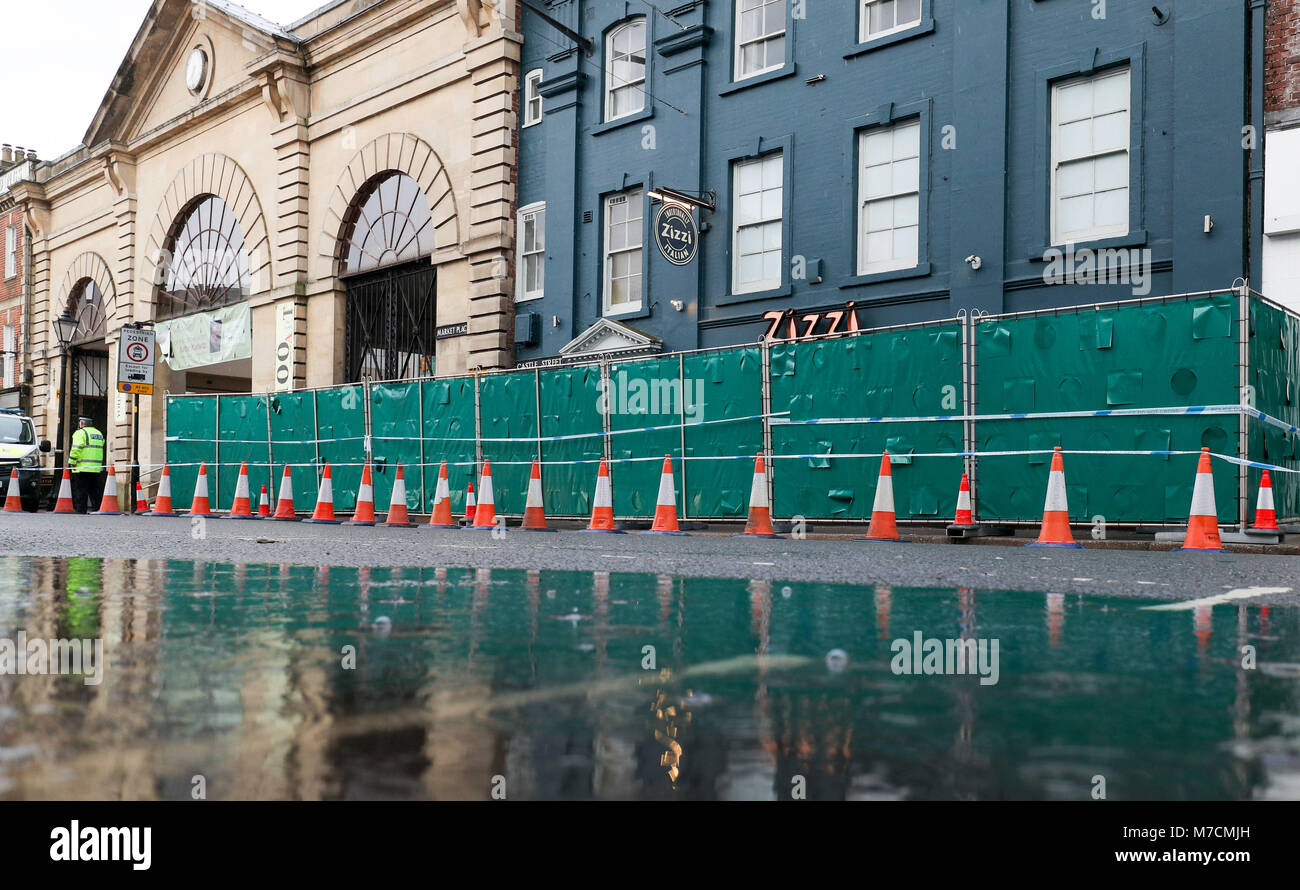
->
xmin=760 ymin=302 xmax=863 ymax=342
xmin=654 ymin=203 xmax=699 ymax=266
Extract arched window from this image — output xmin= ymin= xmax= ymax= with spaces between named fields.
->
xmin=66 ymin=278 xmax=107 ymax=345
xmin=339 ymin=172 xmax=435 ymax=275
xmin=157 ymin=195 xmax=249 ymax=319
xmin=605 ymin=18 xmax=647 ymax=122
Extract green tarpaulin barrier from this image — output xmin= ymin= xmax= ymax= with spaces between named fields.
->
xmin=369 ymin=381 xmax=423 ymax=514
xmin=608 ymin=356 xmax=683 ymax=518
xmin=478 ymin=371 xmax=538 ymax=517
xmin=421 ymin=377 xmax=476 ymax=514
xmin=539 ymin=365 xmax=604 ymax=518
xmin=269 ymin=390 xmax=318 ymax=513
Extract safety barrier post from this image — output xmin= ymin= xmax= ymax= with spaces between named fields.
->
xmin=213 ymin=395 xmax=221 ymax=505
xmin=417 ymin=380 xmax=427 ymax=514
xmin=600 ymin=359 xmax=612 ymax=464
xmin=312 ymin=388 xmax=321 ymax=483
xmin=534 ymin=368 xmax=543 ymax=466
xmin=473 ymin=371 xmax=483 ymax=479
xmin=967 ymin=315 xmax=981 ymax=520
xmin=760 ymin=339 xmax=774 ymax=518
xmin=1237 ymin=280 xmax=1250 ymax=531
xmin=265 ymin=392 xmax=274 ymax=490
xmin=678 ymin=353 xmax=688 ymax=521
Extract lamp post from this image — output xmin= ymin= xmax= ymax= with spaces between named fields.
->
xmin=51 ymin=310 xmax=78 ymax=506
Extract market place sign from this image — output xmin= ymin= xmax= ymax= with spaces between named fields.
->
xmin=760 ymin=302 xmax=863 ymax=342
xmin=654 ymin=203 xmax=699 ymax=266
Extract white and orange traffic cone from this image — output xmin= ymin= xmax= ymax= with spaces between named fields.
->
xmin=1175 ymin=448 xmax=1227 ymax=553
xmin=188 ymin=462 xmax=217 ymax=517
xmin=384 ymin=463 xmax=416 ymax=528
xmin=345 ymin=461 xmax=377 ymax=526
xmin=53 ymin=468 xmax=76 ymax=514
xmin=736 ymin=453 xmax=782 ymax=538
xmin=303 ymin=463 xmax=342 ymax=524
xmin=861 ymin=453 xmax=905 ymax=543
xmin=258 ymin=485 xmax=271 ymax=517
xmin=642 ymin=455 xmax=688 ymax=535
xmin=953 ymin=473 xmax=974 ymax=526
xmin=146 ymin=464 xmax=178 ymax=517
xmin=464 ymin=481 xmax=477 ymax=525
xmin=426 ymin=461 xmax=457 ymax=529
xmin=581 ymin=459 xmax=624 ymax=534
xmin=93 ymin=464 xmax=123 ymax=515
xmin=1251 ymin=470 xmax=1279 ymax=533
xmin=1027 ymin=447 xmax=1082 ymax=548
xmin=520 ymin=459 xmax=554 ymax=531
xmin=133 ymin=480 xmax=150 ymax=514
xmin=272 ymin=465 xmax=298 ymax=521
xmin=469 ymin=462 xmax=496 ymax=529
xmin=224 ymin=461 xmax=258 ymax=519
xmin=2 ymin=468 xmax=23 ymax=512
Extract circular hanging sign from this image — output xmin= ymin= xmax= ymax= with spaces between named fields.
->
xmin=654 ymin=203 xmax=699 ymax=266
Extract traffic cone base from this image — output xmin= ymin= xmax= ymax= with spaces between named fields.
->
xmin=1027 ymin=447 xmax=1083 ymax=549
xmin=53 ymin=469 xmax=76 ymax=514
xmin=1174 ymin=448 xmax=1228 ymax=553
xmin=92 ymin=464 xmax=123 ymax=515
xmin=735 ymin=453 xmax=784 ymax=538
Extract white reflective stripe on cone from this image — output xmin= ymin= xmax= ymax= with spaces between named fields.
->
xmin=1257 ymin=484 xmax=1274 ymax=510
xmin=478 ymin=474 xmax=494 ymax=506
xmin=956 ymin=486 xmax=971 ymax=511
xmin=871 ymin=473 xmax=894 ymax=513
xmin=193 ymin=472 xmax=208 ymax=498
xmin=526 ymin=474 xmax=543 ymax=508
xmin=234 ymin=471 xmax=249 ymax=499
xmin=434 ymin=473 xmax=449 ymax=501
xmin=317 ymin=476 xmax=333 ymax=502
xmin=1043 ymin=470 xmax=1068 ymax=513
xmin=1189 ymin=471 xmax=1217 ymax=517
xmin=391 ymin=476 xmax=407 ymax=505
xmin=749 ymin=470 xmax=768 ymax=509
xmin=656 ymin=468 xmax=676 ymax=506
xmin=593 ymin=472 xmax=612 ymax=507
xmin=278 ymin=473 xmax=292 ymax=500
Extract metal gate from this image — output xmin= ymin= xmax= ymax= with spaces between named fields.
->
xmin=344 ymin=263 xmax=437 ymax=382
xmin=70 ymin=349 xmax=109 ymax=431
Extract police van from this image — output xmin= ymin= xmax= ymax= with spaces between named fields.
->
xmin=0 ymin=409 xmax=55 ymax=511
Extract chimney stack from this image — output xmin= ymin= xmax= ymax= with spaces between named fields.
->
xmin=1 ymin=145 xmax=11 ymax=165
xmin=24 ymin=148 xmax=36 ymax=162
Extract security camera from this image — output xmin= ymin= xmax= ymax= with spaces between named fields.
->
xmin=965 ymin=255 xmax=983 ymax=271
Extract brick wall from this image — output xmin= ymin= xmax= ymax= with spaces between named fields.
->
xmin=1268 ymin=0 xmax=1300 ymax=114
xmin=0 ymin=205 xmax=22 ymax=390
xmin=0 ymin=206 xmax=20 ymax=299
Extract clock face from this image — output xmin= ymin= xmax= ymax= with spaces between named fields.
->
xmin=185 ymin=48 xmax=208 ymax=93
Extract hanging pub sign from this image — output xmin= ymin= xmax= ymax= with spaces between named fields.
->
xmin=760 ymin=302 xmax=862 ymax=342
xmin=654 ymin=203 xmax=699 ymax=266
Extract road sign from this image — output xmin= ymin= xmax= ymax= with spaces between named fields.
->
xmin=117 ymin=327 xmax=155 ymax=396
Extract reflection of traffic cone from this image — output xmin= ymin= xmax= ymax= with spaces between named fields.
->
xmin=272 ymin=465 xmax=298 ymax=521
xmin=426 ymin=461 xmax=457 ymax=529
xmin=582 ymin=459 xmax=624 ymax=533
xmin=53 ymin=468 xmax=76 ymax=514
xmin=1251 ymin=470 xmax=1279 ymax=532
xmin=953 ymin=473 xmax=974 ymax=526
xmin=188 ymin=463 xmax=217 ymax=517
xmin=93 ymin=464 xmax=123 ymax=515
xmin=1175 ymin=448 xmax=1227 ymax=553
xmin=384 ymin=463 xmax=416 ymax=527
xmin=520 ymin=459 xmax=554 ymax=531
xmin=464 ymin=481 xmax=476 ymax=525
xmin=225 ymin=461 xmax=258 ymax=519
xmin=2 ymin=468 xmax=22 ymax=512
xmin=258 ymin=485 xmax=271 ymax=517
xmin=146 ymin=465 xmax=177 ymax=517
xmin=303 ymin=463 xmax=342 ymax=524
xmin=642 ymin=455 xmax=688 ymax=535
xmin=134 ymin=481 xmax=150 ymax=514
xmin=736 ymin=453 xmax=782 ymax=538
xmin=345 ymin=461 xmax=377 ymax=526
xmin=861 ymin=453 xmax=905 ymax=543
xmin=469 ymin=462 xmax=496 ymax=529
xmin=1027 ymin=447 xmax=1082 ymax=548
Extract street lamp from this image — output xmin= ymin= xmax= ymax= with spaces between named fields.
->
xmin=51 ymin=310 xmax=78 ymax=506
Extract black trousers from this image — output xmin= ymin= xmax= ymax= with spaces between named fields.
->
xmin=71 ymin=472 xmax=105 ymax=514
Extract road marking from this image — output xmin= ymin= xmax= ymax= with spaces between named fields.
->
xmin=752 ymin=561 xmax=775 ymax=566
xmin=1142 ymin=586 xmax=1292 ymax=611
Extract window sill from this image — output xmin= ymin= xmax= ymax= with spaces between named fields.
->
xmin=1029 ymin=229 xmax=1148 ymax=260
xmin=516 ymin=294 xmax=545 ymax=304
xmin=844 ymin=18 xmax=935 ymax=59
xmin=592 ymin=107 xmax=654 ymax=137
xmin=838 ymin=263 xmax=932 ymax=289
xmin=719 ymin=64 xmax=798 ymax=97
xmin=603 ymin=303 xmax=652 ymax=322
xmin=715 ymin=282 xmax=793 ymax=306
xmin=522 ymin=119 xmax=542 ymax=129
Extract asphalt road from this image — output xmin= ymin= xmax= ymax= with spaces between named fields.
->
xmin=1 ymin=511 xmax=1298 ymax=605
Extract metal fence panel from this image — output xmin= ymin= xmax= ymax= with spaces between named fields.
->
xmin=608 ymin=356 xmax=683 ymax=518
xmin=420 ymin=376 xmax=477 ymax=514
xmin=269 ymin=390 xmax=318 ymax=511
xmin=164 ymin=395 xmax=216 ymax=508
xmin=539 ymin=364 xmax=604 ymax=518
xmin=314 ymin=385 xmax=365 ymax=512
xmin=478 ymin=371 xmax=538 ymax=517
xmin=683 ymin=346 xmax=763 ymax=518
xmin=369 ymin=381 xmax=423 ymax=514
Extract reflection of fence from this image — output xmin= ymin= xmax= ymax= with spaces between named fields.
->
xmin=163 ymin=289 xmax=1300 ymax=526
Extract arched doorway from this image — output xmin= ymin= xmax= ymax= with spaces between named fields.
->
xmin=338 ymin=171 xmax=438 ymax=381
xmin=65 ymin=277 xmax=110 ymax=440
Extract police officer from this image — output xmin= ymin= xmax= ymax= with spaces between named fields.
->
xmin=68 ymin=416 xmax=105 ymax=514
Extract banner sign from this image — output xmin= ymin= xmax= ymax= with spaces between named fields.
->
xmin=155 ymin=302 xmax=252 ymax=371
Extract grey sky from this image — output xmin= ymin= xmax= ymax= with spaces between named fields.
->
xmin=4 ymin=0 xmax=327 ymax=161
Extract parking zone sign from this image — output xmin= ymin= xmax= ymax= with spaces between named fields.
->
xmin=118 ymin=327 xmax=156 ymax=395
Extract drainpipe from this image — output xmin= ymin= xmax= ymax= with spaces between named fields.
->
xmin=1248 ymin=0 xmax=1267 ymax=289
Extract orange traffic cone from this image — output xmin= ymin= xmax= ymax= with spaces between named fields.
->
xmin=1251 ymin=470 xmax=1279 ymax=532
xmin=464 ymin=481 xmax=477 ymax=525
xmin=469 ymin=462 xmax=497 ymax=529
xmin=425 ymin=461 xmax=457 ymax=529
xmin=188 ymin=462 xmax=217 ymax=517
xmin=303 ymin=463 xmax=342 ymax=524
xmin=345 ymin=461 xmax=377 ymax=526
xmin=384 ymin=463 xmax=416 ymax=527
xmin=272 ymin=465 xmax=298 ymax=521
xmin=520 ymin=459 xmax=554 ymax=531
xmin=224 ymin=461 xmax=258 ymax=519
xmin=53 ymin=468 xmax=76 ymax=514
xmin=2 ymin=468 xmax=23 ymax=512
xmin=736 ymin=453 xmax=782 ymax=538
xmin=861 ymin=453 xmax=906 ymax=543
xmin=642 ymin=455 xmax=688 ymax=535
xmin=953 ymin=473 xmax=974 ymax=526
xmin=134 ymin=480 xmax=150 ymax=514
xmin=1175 ymin=448 xmax=1227 ymax=552
xmin=1027 ymin=447 xmax=1082 ymax=548
xmin=93 ymin=463 xmax=123 ymax=515
xmin=146 ymin=464 xmax=178 ymax=517
xmin=581 ymin=459 xmax=624 ymax=533
xmin=258 ymin=485 xmax=271 ymax=517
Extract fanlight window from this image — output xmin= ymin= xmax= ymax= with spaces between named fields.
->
xmin=340 ymin=172 xmax=435 ymax=275
xmin=66 ymin=278 xmax=107 ymax=345
xmin=157 ymin=195 xmax=250 ymax=319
